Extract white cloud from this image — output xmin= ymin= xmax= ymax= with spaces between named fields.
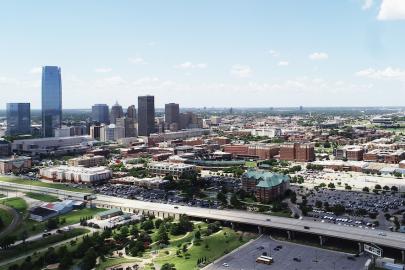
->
xmin=356 ymin=67 xmax=405 ymax=80
xmin=267 ymin=49 xmax=280 ymax=57
xmin=29 ymin=67 xmax=42 ymax=74
xmin=309 ymin=52 xmax=329 ymax=61
xmin=174 ymin=62 xmax=207 ymax=69
xmin=362 ymin=0 xmax=373 ymax=10
xmin=94 ymin=67 xmax=112 ymax=73
xmin=278 ymin=61 xmax=289 ymax=66
xmin=128 ymin=57 xmax=147 ymax=64
xmin=230 ymin=65 xmax=253 ymax=78
xmin=377 ymin=0 xmax=405 ymax=20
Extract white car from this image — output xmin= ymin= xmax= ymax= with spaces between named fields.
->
xmin=222 ymin=263 xmax=230 ymax=267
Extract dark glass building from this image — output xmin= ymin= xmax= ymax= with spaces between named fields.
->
xmin=92 ymin=104 xmax=110 ymax=124
xmin=6 ymin=103 xmax=31 ymax=135
xmin=138 ymin=95 xmax=155 ymax=136
xmin=165 ymin=103 xmax=180 ymax=130
xmin=110 ymin=102 xmax=124 ymax=124
xmin=42 ymin=66 xmax=62 ymax=137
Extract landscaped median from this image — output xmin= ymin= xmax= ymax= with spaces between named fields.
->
xmin=0 ymin=176 xmax=92 ymax=193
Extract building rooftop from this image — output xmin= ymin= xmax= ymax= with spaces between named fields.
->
xmin=244 ymin=169 xmax=289 ymax=188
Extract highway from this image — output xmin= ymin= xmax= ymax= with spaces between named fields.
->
xmin=1 ymin=181 xmax=405 ymax=251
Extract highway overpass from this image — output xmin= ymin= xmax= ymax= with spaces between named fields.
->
xmin=1 ymin=181 xmax=405 ymax=258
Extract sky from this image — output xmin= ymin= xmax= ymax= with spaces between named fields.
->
xmin=0 ymin=0 xmax=405 ymax=109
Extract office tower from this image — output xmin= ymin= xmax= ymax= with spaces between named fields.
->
xmin=110 ymin=102 xmax=124 ymax=124
xmin=42 ymin=66 xmax=62 ymax=137
xmin=127 ymin=105 xmax=137 ymax=120
xmin=116 ymin=117 xmax=136 ymax=137
xmin=90 ymin=125 xmax=101 ymax=140
xmin=165 ymin=103 xmax=180 ymax=131
xmin=92 ymin=104 xmax=109 ymax=124
xmin=138 ymin=95 xmax=155 ymax=136
xmin=100 ymin=124 xmax=124 ymax=142
xmin=6 ymin=103 xmax=31 ymax=135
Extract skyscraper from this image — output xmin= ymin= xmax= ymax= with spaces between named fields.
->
xmin=110 ymin=102 xmax=124 ymax=124
xmin=127 ymin=105 xmax=137 ymax=120
xmin=6 ymin=103 xmax=31 ymax=135
xmin=42 ymin=66 xmax=62 ymax=137
xmin=92 ymin=104 xmax=110 ymax=124
xmin=165 ymin=103 xmax=180 ymax=131
xmin=138 ymin=95 xmax=155 ymax=136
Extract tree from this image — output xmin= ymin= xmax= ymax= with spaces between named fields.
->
xmin=194 ymin=230 xmax=201 ymax=241
xmin=140 ymin=220 xmax=154 ymax=231
xmin=362 ymin=186 xmax=370 ymax=192
xmin=156 ymin=224 xmax=170 ymax=245
xmin=80 ymin=247 xmax=97 ymax=270
xmin=217 ymin=192 xmax=227 ymax=205
xmin=161 ymin=263 xmax=176 ymax=270
xmin=230 ymin=194 xmax=241 ymax=209
xmin=327 ymin=182 xmax=335 ymax=189
xmin=315 ymin=200 xmax=323 ymax=208
xmin=21 ymin=230 xmax=28 ymax=244
xmin=391 ymin=186 xmax=398 ymax=192
xmin=46 ymin=218 xmax=59 ymax=230
xmin=375 ymin=184 xmax=382 ymax=190
xmin=383 ymin=185 xmax=390 ymax=191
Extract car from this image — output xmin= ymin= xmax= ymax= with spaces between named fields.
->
xmin=293 ymin=258 xmax=301 ymax=262
xmin=276 ymin=245 xmax=282 ymax=249
xmin=222 ymin=263 xmax=229 ymax=267
xmin=378 ymin=232 xmax=387 ymax=236
xmin=266 ymin=218 xmax=271 ymax=221
xmin=174 ymin=206 xmax=179 ymax=209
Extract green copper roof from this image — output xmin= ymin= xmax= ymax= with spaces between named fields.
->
xmin=244 ymin=169 xmax=289 ymax=188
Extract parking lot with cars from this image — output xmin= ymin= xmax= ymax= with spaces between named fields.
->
xmin=205 ymin=235 xmax=369 ymax=270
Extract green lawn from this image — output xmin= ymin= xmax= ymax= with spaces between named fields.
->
xmin=0 ymin=176 xmax=92 ymax=193
xmin=96 ymin=257 xmax=141 ymax=270
xmin=25 ymin=192 xmax=60 ymax=202
xmin=1 ymin=197 xmax=28 ymax=213
xmin=61 ymin=207 xmax=107 ymax=224
xmin=245 ymin=161 xmax=257 ymax=168
xmin=155 ymin=227 xmax=256 ymax=270
xmin=0 ymin=208 xmax=13 ymax=230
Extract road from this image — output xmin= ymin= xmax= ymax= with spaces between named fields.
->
xmin=1 ymin=181 xmax=405 ymax=251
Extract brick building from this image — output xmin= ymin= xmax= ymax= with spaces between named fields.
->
xmin=279 ymin=143 xmax=315 ymax=162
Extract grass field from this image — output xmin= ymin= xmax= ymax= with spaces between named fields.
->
xmin=0 ymin=208 xmax=13 ymax=230
xmin=25 ymin=192 xmax=60 ymax=202
xmin=0 ymin=176 xmax=92 ymax=193
xmin=96 ymin=257 xmax=141 ymax=270
xmin=1 ymin=197 xmax=28 ymax=213
xmin=155 ymin=227 xmax=256 ymax=270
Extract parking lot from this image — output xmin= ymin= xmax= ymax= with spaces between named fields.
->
xmin=205 ymin=236 xmax=369 ymax=270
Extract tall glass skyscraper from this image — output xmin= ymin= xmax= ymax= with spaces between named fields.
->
xmin=138 ymin=95 xmax=155 ymax=136
xmin=92 ymin=104 xmax=110 ymax=124
xmin=42 ymin=66 xmax=62 ymax=137
xmin=6 ymin=103 xmax=31 ymax=135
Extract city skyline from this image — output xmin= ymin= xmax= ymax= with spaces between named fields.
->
xmin=1 ymin=0 xmax=405 ymax=109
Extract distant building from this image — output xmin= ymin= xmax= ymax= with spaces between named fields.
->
xmin=279 ymin=143 xmax=315 ymax=162
xmin=67 ymin=154 xmax=105 ymax=167
xmin=92 ymin=104 xmax=110 ymax=124
xmin=100 ymin=124 xmax=125 ymax=142
xmin=363 ymin=149 xmax=405 ymax=164
xmin=110 ymin=102 xmax=124 ymax=124
xmin=90 ymin=125 xmax=101 ymax=140
xmin=334 ymin=145 xmax=364 ymax=161
xmin=116 ymin=117 xmax=137 ymax=137
xmin=0 ymin=141 xmax=11 ymax=157
xmin=165 ymin=103 xmax=180 ymax=131
xmin=138 ymin=95 xmax=155 ymax=136
xmin=0 ymin=156 xmax=32 ymax=174
xmin=241 ymin=170 xmax=290 ymax=203
xmin=11 ymin=136 xmax=92 ymax=157
xmin=95 ymin=208 xmax=122 ymax=220
xmin=127 ymin=105 xmax=137 ymax=120
xmin=6 ymin=103 xmax=31 ymax=135
xmin=223 ymin=143 xmax=279 ymax=160
xmin=147 ymin=162 xmax=196 ymax=179
xmin=39 ymin=165 xmax=112 ymax=183
xmin=42 ymin=66 xmax=62 ymax=137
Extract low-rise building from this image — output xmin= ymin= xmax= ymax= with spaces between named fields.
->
xmin=147 ymin=162 xmax=196 ymax=179
xmin=67 ymin=154 xmax=106 ymax=167
xmin=95 ymin=208 xmax=123 ymax=220
xmin=363 ymin=149 xmax=405 ymax=164
xmin=39 ymin=166 xmax=112 ymax=183
xmin=279 ymin=143 xmax=315 ymax=162
xmin=0 ymin=156 xmax=31 ymax=174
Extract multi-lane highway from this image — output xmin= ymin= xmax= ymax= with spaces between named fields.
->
xmin=1 ymin=181 xmax=405 ymax=251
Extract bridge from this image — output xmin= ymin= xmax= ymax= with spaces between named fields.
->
xmin=1 ymin=181 xmax=404 ymax=260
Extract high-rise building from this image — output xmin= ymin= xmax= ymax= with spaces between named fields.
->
xmin=6 ymin=103 xmax=31 ymax=135
xmin=42 ymin=66 xmax=62 ymax=137
xmin=127 ymin=105 xmax=137 ymax=120
xmin=138 ymin=95 xmax=155 ymax=136
xmin=165 ymin=103 xmax=180 ymax=131
xmin=116 ymin=117 xmax=137 ymax=137
xmin=92 ymin=104 xmax=109 ymax=124
xmin=110 ymin=102 xmax=124 ymax=124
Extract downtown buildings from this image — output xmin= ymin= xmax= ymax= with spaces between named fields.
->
xmin=92 ymin=104 xmax=110 ymax=124
xmin=138 ymin=95 xmax=155 ymax=136
xmin=6 ymin=103 xmax=31 ymax=135
xmin=42 ymin=66 xmax=62 ymax=137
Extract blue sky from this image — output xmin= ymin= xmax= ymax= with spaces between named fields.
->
xmin=0 ymin=0 xmax=404 ymax=108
